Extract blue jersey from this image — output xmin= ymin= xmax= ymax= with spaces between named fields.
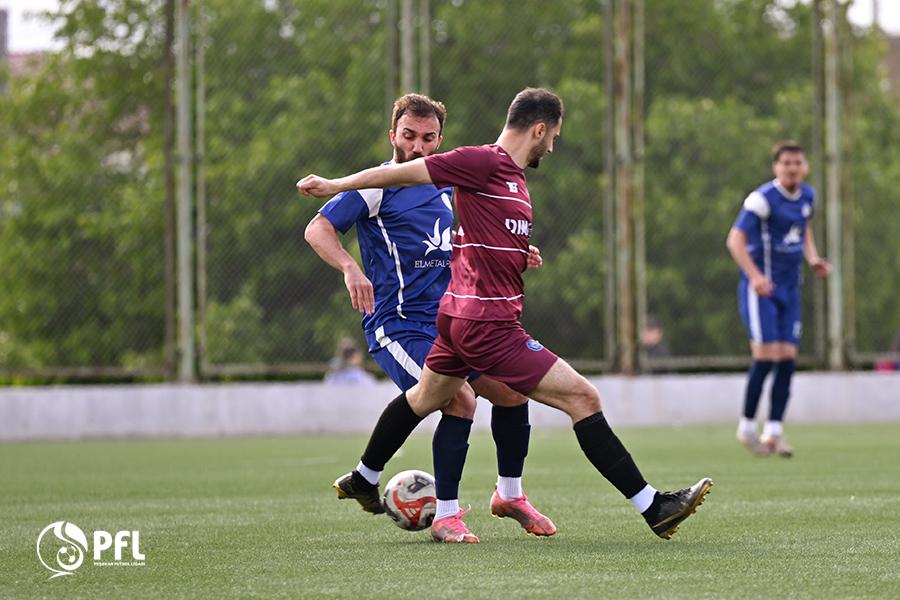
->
xmin=733 ymin=179 xmax=815 ymax=288
xmin=318 ymin=168 xmax=454 ymax=347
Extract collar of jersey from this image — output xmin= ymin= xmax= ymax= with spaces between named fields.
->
xmin=772 ymin=179 xmax=802 ymax=201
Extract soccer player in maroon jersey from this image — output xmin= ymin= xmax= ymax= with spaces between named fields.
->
xmin=298 ymin=87 xmax=712 ymax=543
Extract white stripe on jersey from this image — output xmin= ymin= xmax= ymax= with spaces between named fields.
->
xmin=377 ymin=332 xmax=422 ymax=381
xmin=761 ymin=221 xmax=772 ymax=279
xmin=747 ymin=285 xmax=763 ymax=343
xmin=475 ymin=191 xmax=531 ymax=209
xmin=452 ymin=242 xmax=529 ymax=254
xmin=376 ymin=215 xmax=406 ymax=319
xmin=444 ymin=291 xmax=525 ymax=302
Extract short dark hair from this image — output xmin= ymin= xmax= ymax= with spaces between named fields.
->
xmin=391 ymin=93 xmax=447 ymax=134
xmin=505 ymin=87 xmax=564 ymax=131
xmin=772 ymin=140 xmax=805 ymax=162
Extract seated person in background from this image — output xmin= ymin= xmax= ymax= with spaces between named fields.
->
xmin=325 ymin=339 xmax=376 ymax=385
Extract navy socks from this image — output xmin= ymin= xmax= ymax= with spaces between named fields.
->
xmin=770 ymin=359 xmax=796 ymax=422
xmin=743 ymin=360 xmax=774 ymax=419
xmin=432 ymin=414 xmax=473 ymax=500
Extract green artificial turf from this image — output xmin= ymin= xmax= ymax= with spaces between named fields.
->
xmin=2 ymin=424 xmax=899 ymax=599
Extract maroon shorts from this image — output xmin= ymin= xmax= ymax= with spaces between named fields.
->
xmin=424 ymin=313 xmax=559 ymax=396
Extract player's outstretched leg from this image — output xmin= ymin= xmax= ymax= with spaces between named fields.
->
xmin=530 ymin=358 xmax=713 ymax=540
xmin=333 ymin=391 xmax=426 ymax=514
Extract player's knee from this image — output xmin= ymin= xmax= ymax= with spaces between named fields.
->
xmin=443 ymin=387 xmax=476 ymax=419
xmin=563 ymin=378 xmax=601 ymax=417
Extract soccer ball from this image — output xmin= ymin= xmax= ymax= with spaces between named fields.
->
xmin=382 ymin=469 xmax=437 ymax=531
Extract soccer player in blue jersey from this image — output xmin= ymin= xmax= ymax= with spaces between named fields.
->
xmin=727 ymin=141 xmax=832 ymax=457
xmin=303 ymin=94 xmax=556 ymax=537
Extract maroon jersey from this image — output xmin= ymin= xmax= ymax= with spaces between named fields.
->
xmin=424 ymin=144 xmax=532 ymax=322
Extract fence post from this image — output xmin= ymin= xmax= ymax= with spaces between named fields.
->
xmin=419 ymin=0 xmax=430 ymax=96
xmin=613 ymin=0 xmax=635 ymax=374
xmin=823 ymin=0 xmax=845 ymax=370
xmin=176 ymin=0 xmax=196 ymax=382
xmin=602 ymin=0 xmax=616 ymax=370
xmin=401 ymin=0 xmax=415 ymax=93
xmin=195 ymin=0 xmax=207 ymax=378
xmin=386 ymin=0 xmax=397 ymax=156
xmin=163 ymin=0 xmax=177 ymax=380
xmin=632 ymin=0 xmax=646 ymax=374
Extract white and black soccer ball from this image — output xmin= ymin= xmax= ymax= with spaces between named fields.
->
xmin=382 ymin=469 xmax=437 ymax=531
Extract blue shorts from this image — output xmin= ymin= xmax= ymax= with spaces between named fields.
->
xmin=738 ymin=279 xmax=801 ymax=345
xmin=366 ymin=320 xmax=479 ymax=391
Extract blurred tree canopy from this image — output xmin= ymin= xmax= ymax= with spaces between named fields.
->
xmin=0 ymin=0 xmax=897 ymax=375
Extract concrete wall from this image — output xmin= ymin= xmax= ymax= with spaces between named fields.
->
xmin=1 ymin=372 xmax=898 ymax=441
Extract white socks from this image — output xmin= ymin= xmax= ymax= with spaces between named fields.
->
xmin=496 ymin=476 xmax=523 ymax=500
xmin=356 ymin=461 xmax=381 ymax=486
xmin=738 ymin=417 xmax=757 ymax=435
xmin=435 ymin=499 xmax=460 ymax=521
xmin=434 ymin=476 xmax=523 ymax=522
xmin=762 ymin=420 xmax=784 ymax=438
xmin=629 ymin=484 xmax=658 ymax=514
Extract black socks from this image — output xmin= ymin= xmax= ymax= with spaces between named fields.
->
xmin=574 ymin=412 xmax=648 ymax=499
xmin=491 ymin=403 xmax=531 ymax=478
xmin=359 ymin=392 xmax=424 ymax=472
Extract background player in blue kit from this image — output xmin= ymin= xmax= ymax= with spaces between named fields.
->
xmin=303 ymin=93 xmax=556 ymax=537
xmin=727 ymin=141 xmax=832 ymax=457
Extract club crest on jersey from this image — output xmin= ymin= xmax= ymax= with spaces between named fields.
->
xmin=783 ymin=224 xmax=802 ymax=245
xmin=423 ymin=218 xmax=452 ymax=256
xmin=505 ymin=218 xmax=531 ymax=237
xmin=526 ymin=339 xmax=544 ymax=352
xmin=506 ymin=181 xmax=518 ymax=193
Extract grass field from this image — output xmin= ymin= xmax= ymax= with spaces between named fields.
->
xmin=2 ymin=424 xmax=899 ymax=599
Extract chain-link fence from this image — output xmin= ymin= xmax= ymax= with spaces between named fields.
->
xmin=1 ymin=0 xmax=897 ymax=381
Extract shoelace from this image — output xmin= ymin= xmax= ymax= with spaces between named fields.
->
xmin=441 ymin=505 xmax=473 ymax=533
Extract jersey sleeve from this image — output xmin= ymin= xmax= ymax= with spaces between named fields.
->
xmin=424 ymin=146 xmax=498 ymax=190
xmin=318 ymin=189 xmax=385 ymax=234
xmin=734 ymin=191 xmax=768 ymax=233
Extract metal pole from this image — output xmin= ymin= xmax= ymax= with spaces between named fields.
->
xmin=163 ymin=0 xmax=177 ymax=379
xmin=632 ymin=0 xmax=646 ymax=373
xmin=603 ymin=0 xmax=616 ymax=369
xmin=823 ymin=0 xmax=844 ymax=369
xmin=401 ymin=0 xmax=415 ymax=93
xmin=838 ymin=4 xmax=856 ymax=363
xmin=195 ymin=0 xmax=207 ymax=377
xmin=419 ymin=0 xmax=430 ymax=96
xmin=175 ymin=0 xmax=195 ymax=381
xmin=386 ymin=0 xmax=397 ymax=155
xmin=811 ymin=0 xmax=826 ymax=367
xmin=614 ymin=0 xmax=635 ymax=374
xmin=0 ymin=9 xmax=8 ymax=95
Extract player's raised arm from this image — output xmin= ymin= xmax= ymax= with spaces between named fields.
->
xmin=297 ymin=158 xmax=432 ymax=198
